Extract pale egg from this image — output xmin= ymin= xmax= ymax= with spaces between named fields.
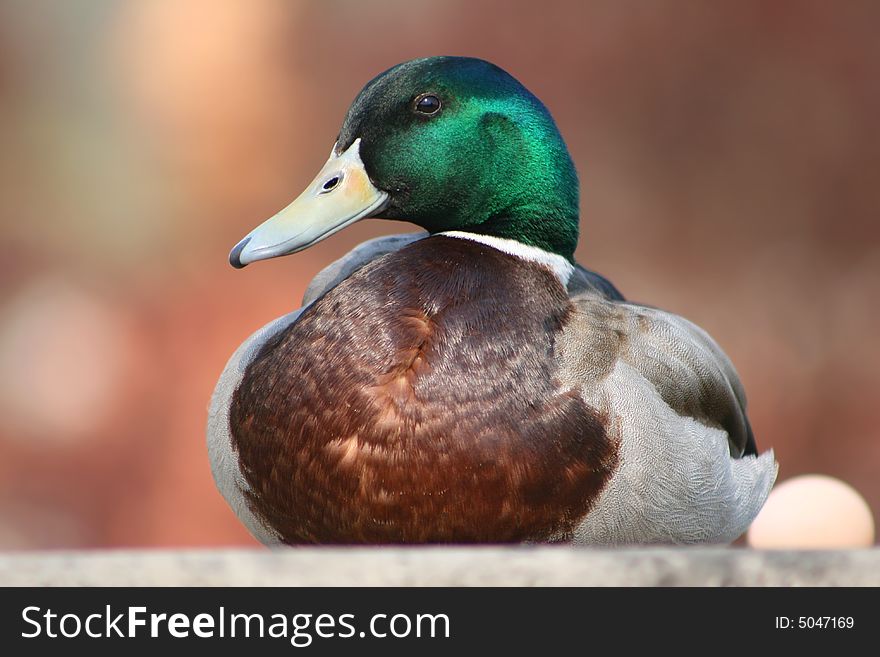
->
xmin=747 ymin=474 xmax=875 ymax=548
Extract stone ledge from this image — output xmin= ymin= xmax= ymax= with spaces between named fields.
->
xmin=1 ymin=547 xmax=878 ymax=586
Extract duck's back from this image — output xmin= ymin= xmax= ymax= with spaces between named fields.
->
xmin=228 ymin=236 xmax=618 ymax=544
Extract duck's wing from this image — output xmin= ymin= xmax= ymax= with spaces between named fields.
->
xmin=567 ymin=264 xmax=756 ymax=453
xmin=303 ymin=232 xmax=428 ymax=305
xmin=565 ymin=292 xmax=756 ymax=457
xmin=561 ymin=292 xmax=777 ymax=544
xmin=628 ymin=305 xmax=757 ymax=457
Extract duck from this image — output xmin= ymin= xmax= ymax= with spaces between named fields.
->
xmin=207 ymin=56 xmax=777 ymax=545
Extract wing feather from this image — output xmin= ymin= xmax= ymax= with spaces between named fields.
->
xmin=565 ymin=292 xmax=755 ymax=457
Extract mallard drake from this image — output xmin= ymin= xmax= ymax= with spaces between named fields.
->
xmin=208 ymin=56 xmax=777 ymax=545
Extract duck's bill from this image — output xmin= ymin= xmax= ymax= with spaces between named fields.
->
xmin=229 ymin=139 xmax=388 ymax=268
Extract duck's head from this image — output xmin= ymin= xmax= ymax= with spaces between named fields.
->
xmin=230 ymin=56 xmax=579 ymax=267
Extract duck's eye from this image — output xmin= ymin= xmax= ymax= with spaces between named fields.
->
xmin=414 ymin=94 xmax=441 ymax=115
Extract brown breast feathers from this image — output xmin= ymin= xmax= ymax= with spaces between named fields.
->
xmin=229 ymin=236 xmax=618 ymax=543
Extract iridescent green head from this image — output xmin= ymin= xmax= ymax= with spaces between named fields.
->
xmin=230 ymin=57 xmax=580 ymax=267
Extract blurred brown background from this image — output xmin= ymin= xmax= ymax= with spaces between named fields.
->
xmin=0 ymin=0 xmax=877 ymax=549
